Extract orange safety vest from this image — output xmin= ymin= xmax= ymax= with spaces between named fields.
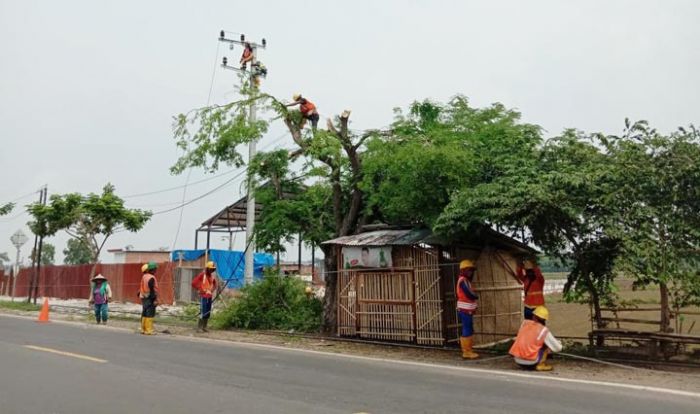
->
xmin=299 ymin=99 xmax=316 ymax=116
xmin=201 ymin=275 xmax=215 ymax=297
xmin=139 ymin=273 xmax=159 ymax=299
xmin=456 ymin=276 xmax=477 ymax=313
xmin=241 ymin=48 xmax=252 ymax=61
xmin=509 ymin=320 xmax=549 ymax=361
xmin=519 ymin=267 xmax=545 ymax=307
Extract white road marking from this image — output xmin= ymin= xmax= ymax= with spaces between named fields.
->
xmin=24 ymin=345 xmax=108 ymax=363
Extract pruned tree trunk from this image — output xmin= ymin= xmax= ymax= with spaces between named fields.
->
xmin=659 ymin=282 xmax=672 ymax=333
xmin=321 ymin=244 xmax=338 ymax=333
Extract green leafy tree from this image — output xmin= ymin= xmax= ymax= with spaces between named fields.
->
xmin=31 ymin=242 xmax=55 ymax=265
xmin=27 ymin=184 xmax=152 ymax=278
xmin=0 ymin=252 xmax=10 ymax=269
xmin=603 ymin=121 xmax=700 ymax=331
xmin=362 ymin=97 xmax=542 ymax=227
xmin=62 ymin=238 xmax=94 ymax=265
xmin=173 ymin=85 xmax=379 ymax=330
xmin=435 ymin=129 xmax=621 ymax=328
xmin=0 ymin=203 xmax=13 ymax=216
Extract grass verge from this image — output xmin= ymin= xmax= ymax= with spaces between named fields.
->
xmin=0 ymin=300 xmax=41 ymax=312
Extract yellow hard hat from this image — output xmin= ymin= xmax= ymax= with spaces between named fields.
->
xmin=459 ymin=259 xmax=476 ymax=270
xmin=141 ymin=263 xmax=148 ymax=272
xmin=305 ymin=286 xmax=313 ymax=294
xmin=533 ymin=306 xmax=549 ymax=320
xmin=292 ymin=93 xmax=301 ymax=101
xmin=205 ymin=261 xmax=216 ymax=270
xmin=523 ymin=259 xmax=536 ymax=270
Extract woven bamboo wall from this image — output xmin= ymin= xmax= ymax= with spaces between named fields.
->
xmin=337 ymin=269 xmax=357 ymax=336
xmin=356 ymin=270 xmax=415 ymax=341
xmin=336 ymin=244 xmax=522 ymax=347
xmin=412 ymin=246 xmax=444 ymax=345
xmin=336 ymin=246 xmax=444 ymax=345
xmin=445 ymin=247 xmax=522 ymax=346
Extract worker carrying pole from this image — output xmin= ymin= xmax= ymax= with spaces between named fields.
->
xmin=456 ymin=259 xmax=479 ymax=359
xmin=516 ymin=258 xmax=545 ymax=320
xmin=286 ymin=93 xmax=319 ymax=131
xmin=509 ymin=306 xmax=563 ymax=371
xmin=192 ymin=261 xmax=218 ymax=332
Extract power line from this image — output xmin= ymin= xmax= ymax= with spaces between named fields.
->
xmin=1 ymin=190 xmax=40 ymax=205
xmin=151 ymin=169 xmax=248 ymax=216
xmin=170 ymin=41 xmax=223 ymax=250
xmin=123 ymin=167 xmax=240 ymax=198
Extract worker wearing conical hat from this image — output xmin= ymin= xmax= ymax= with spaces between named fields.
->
xmin=88 ymin=274 xmax=112 ymax=325
xmin=509 ymin=306 xmax=562 ymax=371
xmin=138 ymin=262 xmax=159 ymax=335
xmin=192 ymin=261 xmax=218 ymax=333
xmin=456 ymin=259 xmax=479 ymax=359
xmin=516 ymin=258 xmax=545 ymax=320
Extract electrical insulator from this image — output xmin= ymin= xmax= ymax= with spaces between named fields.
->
xmin=262 ymin=38 xmax=267 ymax=47
xmin=222 ymin=56 xmax=228 ymax=66
xmin=219 ymin=30 xmax=224 ymax=39
xmin=240 ymin=34 xmax=245 ymax=42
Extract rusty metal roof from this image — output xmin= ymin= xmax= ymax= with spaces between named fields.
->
xmin=322 ymin=228 xmax=432 ymax=246
xmin=322 ymin=226 xmax=538 ymax=254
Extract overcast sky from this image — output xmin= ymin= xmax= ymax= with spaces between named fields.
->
xmin=1 ymin=0 xmax=698 ymax=265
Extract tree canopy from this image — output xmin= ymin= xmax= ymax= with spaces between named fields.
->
xmin=172 ymin=89 xmax=700 ymax=333
xmin=27 ymin=184 xmax=152 ymax=276
xmin=63 ymin=239 xmax=94 ymax=265
xmin=31 ymin=242 xmax=55 ymax=266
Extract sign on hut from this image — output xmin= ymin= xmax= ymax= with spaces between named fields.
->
xmin=322 ymin=226 xmax=537 ymax=347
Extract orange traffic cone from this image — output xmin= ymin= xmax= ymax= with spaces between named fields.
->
xmin=37 ymin=298 xmax=50 ymax=323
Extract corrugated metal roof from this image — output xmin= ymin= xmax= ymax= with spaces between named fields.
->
xmin=322 ymin=226 xmax=539 ymax=254
xmin=321 ymin=228 xmax=432 ymax=246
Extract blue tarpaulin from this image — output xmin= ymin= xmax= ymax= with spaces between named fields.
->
xmin=171 ymin=249 xmax=275 ymax=289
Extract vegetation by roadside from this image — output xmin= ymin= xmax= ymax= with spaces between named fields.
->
xmin=211 ymin=272 xmax=322 ymax=332
xmin=0 ymin=300 xmax=41 ymax=312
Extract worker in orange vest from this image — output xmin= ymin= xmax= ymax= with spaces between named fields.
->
xmin=192 ymin=261 xmax=218 ymax=332
xmin=509 ymin=306 xmax=562 ymax=371
xmin=456 ymin=259 xmax=479 ymax=359
xmin=138 ymin=261 xmax=159 ymax=335
xmin=287 ymin=93 xmax=319 ymax=131
xmin=516 ymin=259 xmax=545 ymax=320
xmin=240 ymin=42 xmax=254 ymax=70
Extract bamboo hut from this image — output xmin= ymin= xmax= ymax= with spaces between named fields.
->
xmin=322 ymin=226 xmax=537 ymax=347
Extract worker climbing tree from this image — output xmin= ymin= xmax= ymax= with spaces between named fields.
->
xmin=286 ymin=93 xmax=319 ymax=131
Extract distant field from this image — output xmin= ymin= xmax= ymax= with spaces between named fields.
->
xmin=542 ymin=272 xmax=569 ymax=280
xmin=545 ymin=278 xmax=700 ymax=338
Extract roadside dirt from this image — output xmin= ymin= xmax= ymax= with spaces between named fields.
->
xmin=4 ymin=308 xmax=699 ymax=393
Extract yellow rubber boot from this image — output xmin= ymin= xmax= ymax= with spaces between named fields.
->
xmin=535 ymin=349 xmax=552 ymax=371
xmin=460 ymin=337 xmax=479 ymax=359
xmin=139 ymin=317 xmax=146 ymax=334
xmin=143 ymin=317 xmax=155 ymax=335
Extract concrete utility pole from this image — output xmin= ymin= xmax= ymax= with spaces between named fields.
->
xmin=218 ymin=30 xmax=267 ymax=285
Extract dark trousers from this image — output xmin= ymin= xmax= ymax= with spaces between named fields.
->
xmin=141 ymin=298 xmax=156 ymax=318
xmin=200 ymin=297 xmax=213 ymax=320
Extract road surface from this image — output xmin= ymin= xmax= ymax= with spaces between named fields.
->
xmin=0 ymin=315 xmax=697 ymax=414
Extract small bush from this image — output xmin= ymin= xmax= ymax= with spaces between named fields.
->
xmin=212 ymin=271 xmax=322 ymax=332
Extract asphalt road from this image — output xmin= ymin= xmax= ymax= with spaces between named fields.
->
xmin=0 ymin=315 xmax=697 ymax=414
